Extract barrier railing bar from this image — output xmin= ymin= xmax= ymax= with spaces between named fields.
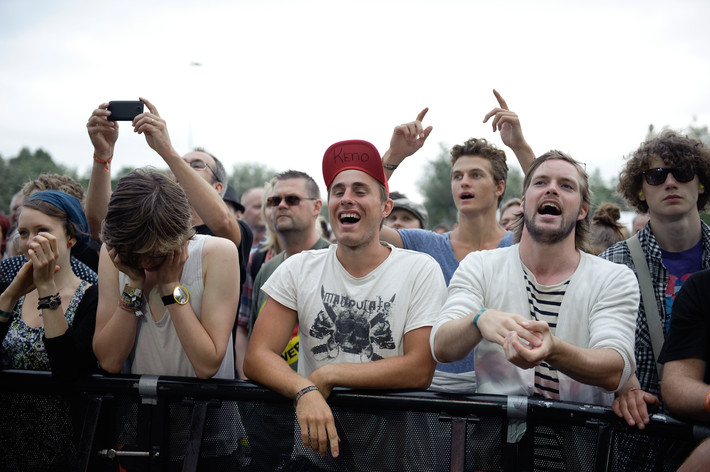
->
xmin=76 ymin=394 xmax=103 ymax=472
xmin=1 ymin=370 xmax=707 ymax=444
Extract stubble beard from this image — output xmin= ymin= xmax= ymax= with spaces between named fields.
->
xmin=523 ymin=211 xmax=577 ymax=245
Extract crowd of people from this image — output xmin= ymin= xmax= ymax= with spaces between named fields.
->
xmin=1 ymin=90 xmax=709 ymax=471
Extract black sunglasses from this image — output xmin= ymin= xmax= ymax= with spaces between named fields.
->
xmin=641 ymin=166 xmax=695 ymax=186
xmin=266 ymin=195 xmax=317 ymax=207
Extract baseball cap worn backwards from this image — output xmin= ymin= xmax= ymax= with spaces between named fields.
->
xmin=322 ymin=140 xmax=388 ymax=195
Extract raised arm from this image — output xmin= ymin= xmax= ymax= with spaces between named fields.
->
xmin=85 ymin=103 xmax=119 ymax=240
xmin=378 ymin=108 xmax=433 ymax=248
xmin=381 ymin=107 xmax=433 ymax=180
xmin=483 ymin=89 xmax=535 ymax=174
xmin=133 ymin=97 xmax=243 ymax=248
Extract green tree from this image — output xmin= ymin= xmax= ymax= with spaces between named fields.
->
xmin=0 ymin=148 xmax=75 ymax=214
xmin=418 ymin=143 xmax=456 ymax=227
xmin=588 ymin=168 xmax=627 ymax=212
xmin=502 ymin=167 xmax=523 ymax=202
xmin=229 ymin=163 xmax=278 ymax=198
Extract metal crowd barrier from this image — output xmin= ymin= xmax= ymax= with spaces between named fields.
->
xmin=0 ymin=370 xmax=707 ymax=472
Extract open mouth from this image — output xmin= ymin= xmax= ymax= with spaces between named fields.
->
xmin=339 ymin=212 xmax=361 ymax=224
xmin=538 ymin=202 xmax=561 ymax=216
xmin=460 ymin=193 xmax=474 ymax=200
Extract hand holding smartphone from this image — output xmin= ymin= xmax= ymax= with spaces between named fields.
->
xmin=107 ymin=100 xmax=145 ymax=121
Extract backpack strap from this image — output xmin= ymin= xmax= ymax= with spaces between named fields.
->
xmin=627 ymin=234 xmax=664 ymax=379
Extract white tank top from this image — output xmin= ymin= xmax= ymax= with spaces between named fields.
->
xmin=119 ymin=235 xmax=235 ymax=379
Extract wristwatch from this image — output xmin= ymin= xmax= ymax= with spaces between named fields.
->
xmin=162 ymin=285 xmax=190 ymax=306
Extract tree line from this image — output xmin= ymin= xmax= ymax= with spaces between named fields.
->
xmin=3 ymin=118 xmax=709 ymax=227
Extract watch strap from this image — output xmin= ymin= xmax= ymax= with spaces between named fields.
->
xmin=162 ymin=294 xmax=177 ymax=306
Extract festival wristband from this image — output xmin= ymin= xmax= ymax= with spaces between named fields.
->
xmin=473 ymin=308 xmax=487 ymax=333
xmin=704 ymin=390 xmax=710 ymax=414
xmin=295 ymin=385 xmax=319 ymax=403
xmin=93 ymin=154 xmax=113 ymax=172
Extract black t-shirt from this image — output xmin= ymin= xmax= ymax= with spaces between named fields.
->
xmin=659 ymin=268 xmax=710 ymax=384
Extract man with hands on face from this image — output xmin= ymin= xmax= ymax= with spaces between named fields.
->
xmin=244 ymin=140 xmax=446 ymax=468
xmin=91 ymin=172 xmax=240 ymax=379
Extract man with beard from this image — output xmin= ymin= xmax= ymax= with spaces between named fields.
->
xmin=431 ymin=151 xmax=639 ymax=468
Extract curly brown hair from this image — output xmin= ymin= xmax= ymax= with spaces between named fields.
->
xmin=617 ymin=130 xmax=710 ymax=213
xmin=450 ymin=138 xmax=508 ymax=205
xmin=21 ymin=173 xmax=85 ymax=204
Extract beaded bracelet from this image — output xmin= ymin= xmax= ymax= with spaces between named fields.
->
xmin=383 ymin=163 xmax=398 ymax=171
xmin=295 ymin=385 xmax=319 ymax=403
xmin=473 ymin=308 xmax=487 ymax=333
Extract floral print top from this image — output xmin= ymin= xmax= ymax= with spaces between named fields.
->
xmin=1 ymin=280 xmax=89 ymax=370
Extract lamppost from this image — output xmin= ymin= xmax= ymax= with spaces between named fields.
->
xmin=188 ymin=61 xmax=202 ymax=150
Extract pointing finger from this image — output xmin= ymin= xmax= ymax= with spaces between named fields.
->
xmin=493 ymin=89 xmax=509 ymax=110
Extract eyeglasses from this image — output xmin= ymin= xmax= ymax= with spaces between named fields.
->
xmin=265 ymin=195 xmax=317 ymax=207
xmin=641 ymin=166 xmax=695 ymax=186
xmin=185 ymin=159 xmax=220 ymax=182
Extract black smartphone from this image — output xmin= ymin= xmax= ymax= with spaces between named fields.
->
xmin=107 ymin=100 xmax=145 ymax=121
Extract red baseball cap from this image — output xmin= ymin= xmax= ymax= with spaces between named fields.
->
xmin=322 ymin=140 xmax=389 ymax=195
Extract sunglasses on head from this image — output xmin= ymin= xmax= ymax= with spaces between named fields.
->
xmin=265 ymin=195 xmax=317 ymax=207
xmin=641 ymin=166 xmax=695 ymax=186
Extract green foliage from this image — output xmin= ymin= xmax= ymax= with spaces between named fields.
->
xmin=502 ymin=167 xmax=523 ymax=202
xmin=588 ymin=168 xmax=628 ymax=212
xmin=229 ymin=162 xmax=278 ymax=198
xmin=0 ymin=148 xmax=76 ymax=214
xmin=417 ymin=143 xmax=456 ymax=228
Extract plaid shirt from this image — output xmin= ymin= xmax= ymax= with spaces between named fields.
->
xmin=599 ymin=221 xmax=710 ymax=405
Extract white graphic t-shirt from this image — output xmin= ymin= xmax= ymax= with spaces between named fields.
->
xmin=262 ymin=243 xmax=446 ymax=378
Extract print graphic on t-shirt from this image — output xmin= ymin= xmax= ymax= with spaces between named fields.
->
xmin=664 ymin=273 xmax=692 ymax=333
xmin=310 ymin=285 xmax=396 ymax=362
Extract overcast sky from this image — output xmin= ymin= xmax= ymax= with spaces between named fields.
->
xmin=1 ymin=0 xmax=709 ymax=204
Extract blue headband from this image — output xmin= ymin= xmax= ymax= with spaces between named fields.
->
xmin=25 ymin=190 xmax=90 ymax=253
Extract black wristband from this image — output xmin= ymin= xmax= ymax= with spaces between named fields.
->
xmin=37 ymin=293 xmax=62 ymax=311
xmin=295 ymin=385 xmax=319 ymax=402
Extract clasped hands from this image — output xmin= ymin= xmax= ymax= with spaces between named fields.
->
xmin=477 ymin=308 xmax=554 ymax=369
